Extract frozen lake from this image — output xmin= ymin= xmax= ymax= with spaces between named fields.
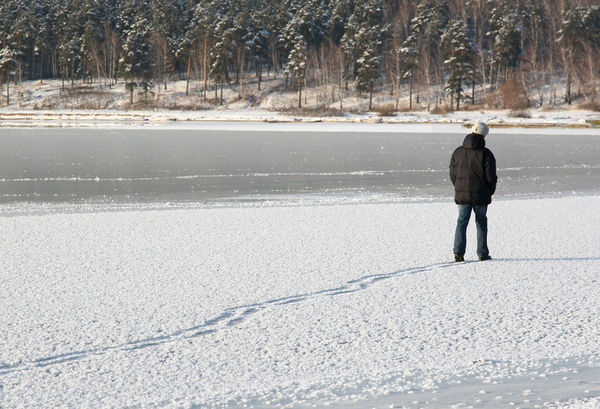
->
xmin=2 ymin=124 xmax=600 ymax=409
xmin=1 ymin=127 xmax=600 ymax=204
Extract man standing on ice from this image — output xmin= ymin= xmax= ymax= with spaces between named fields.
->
xmin=449 ymin=121 xmax=497 ymax=262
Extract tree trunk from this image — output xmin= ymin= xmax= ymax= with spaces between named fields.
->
xmin=409 ymin=73 xmax=413 ymax=110
xmin=29 ymin=49 xmax=34 ymax=80
xmin=304 ymin=77 xmax=307 ymax=107
xmin=257 ymin=63 xmax=262 ymax=91
xmin=457 ymin=74 xmax=462 ymax=110
xmin=238 ymin=47 xmax=244 ymax=99
xmin=203 ymin=38 xmax=208 ymax=101
xmin=566 ymin=71 xmax=572 ymax=104
xmin=164 ymin=50 xmax=168 ymax=91
xmin=51 ymin=52 xmax=57 ymax=78
xmin=40 ymin=54 xmax=44 ymax=84
xmin=339 ymin=52 xmax=344 ymax=110
xmin=588 ymin=51 xmax=597 ymax=103
xmin=369 ymin=83 xmax=373 ymax=111
xmin=186 ymin=55 xmax=191 ymax=96
xmin=270 ymin=50 xmax=274 ymax=78
xmin=96 ymin=57 xmax=102 ymax=87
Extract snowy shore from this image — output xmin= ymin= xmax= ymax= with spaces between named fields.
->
xmin=0 ymin=78 xmax=599 ymax=130
xmin=2 ymin=195 xmax=600 ymax=408
xmin=0 ymin=107 xmax=599 ymax=130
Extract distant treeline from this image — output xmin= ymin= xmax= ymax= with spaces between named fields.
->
xmin=1 ymin=0 xmax=599 ymax=109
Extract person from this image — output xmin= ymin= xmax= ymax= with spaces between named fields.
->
xmin=449 ymin=121 xmax=497 ymax=262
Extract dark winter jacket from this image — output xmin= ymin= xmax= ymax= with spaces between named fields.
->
xmin=449 ymin=133 xmax=497 ymax=205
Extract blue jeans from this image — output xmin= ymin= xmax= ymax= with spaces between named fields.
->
xmin=453 ymin=204 xmax=489 ymax=258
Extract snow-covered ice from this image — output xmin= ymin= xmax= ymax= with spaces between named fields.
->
xmin=1 ymin=195 xmax=599 ymax=408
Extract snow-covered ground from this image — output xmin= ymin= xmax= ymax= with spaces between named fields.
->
xmin=2 ymin=194 xmax=600 ymax=408
xmin=0 ymin=106 xmax=598 ymax=130
xmin=0 ymin=78 xmax=599 ymax=129
xmin=1 ymin=115 xmax=599 ymax=407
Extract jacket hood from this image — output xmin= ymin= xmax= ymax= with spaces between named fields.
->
xmin=462 ymin=133 xmax=486 ymax=149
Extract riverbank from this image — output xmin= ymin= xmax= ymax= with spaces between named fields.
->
xmin=1 ymin=79 xmax=599 ymax=129
xmin=0 ymin=107 xmax=599 ymax=129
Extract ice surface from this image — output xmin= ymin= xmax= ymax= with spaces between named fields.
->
xmin=1 ymin=196 xmax=599 ymax=408
xmin=2 ymin=128 xmax=600 ymax=204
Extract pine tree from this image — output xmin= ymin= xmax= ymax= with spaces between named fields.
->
xmin=582 ymin=6 xmax=600 ymax=102
xmin=397 ymin=39 xmax=419 ymax=110
xmin=403 ymin=0 xmax=448 ymax=109
xmin=32 ymin=0 xmax=54 ymax=82
xmin=282 ymin=0 xmax=329 ymax=49
xmin=4 ymin=0 xmax=35 ymax=82
xmin=151 ymin=0 xmax=188 ymax=91
xmin=584 ymin=5 xmax=600 ymax=44
xmin=102 ymin=0 xmax=121 ymax=85
xmin=487 ymin=1 xmax=522 ymax=85
xmin=557 ymin=6 xmax=586 ymax=104
xmin=209 ymin=0 xmax=232 ymax=104
xmin=225 ymin=0 xmax=251 ymax=96
xmin=245 ymin=1 xmax=270 ymax=90
xmin=119 ymin=4 xmax=153 ymax=104
xmin=518 ymin=0 xmax=547 ymax=50
xmin=329 ymin=0 xmax=354 ymax=44
xmin=282 ymin=15 xmax=307 ymax=108
xmin=186 ymin=0 xmax=221 ymax=99
xmin=341 ymin=0 xmax=388 ymax=110
xmin=517 ymin=0 xmax=547 ymax=106
xmin=328 ymin=0 xmax=354 ymax=94
xmin=81 ymin=0 xmax=107 ymax=84
xmin=116 ymin=0 xmax=137 ymax=36
xmin=441 ymin=19 xmax=475 ymax=110
xmin=262 ymin=0 xmax=287 ymax=76
xmin=0 ymin=2 xmax=11 ymax=50
xmin=0 ymin=46 xmax=20 ymax=104
xmin=57 ymin=0 xmax=85 ymax=88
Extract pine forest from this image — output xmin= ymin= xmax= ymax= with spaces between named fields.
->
xmin=1 ymin=0 xmax=599 ymax=111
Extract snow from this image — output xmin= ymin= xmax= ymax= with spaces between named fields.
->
xmin=1 ymin=78 xmax=599 ymax=131
xmin=1 ymin=109 xmax=600 ymax=137
xmin=2 ymin=195 xmax=600 ymax=408
xmin=558 ymin=399 xmax=600 ymax=409
xmin=1 ymin=112 xmax=599 ymax=407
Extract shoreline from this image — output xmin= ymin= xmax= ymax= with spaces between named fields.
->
xmin=1 ymin=108 xmax=599 ymax=130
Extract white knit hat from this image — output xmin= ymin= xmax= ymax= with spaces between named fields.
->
xmin=471 ymin=121 xmax=489 ymax=137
